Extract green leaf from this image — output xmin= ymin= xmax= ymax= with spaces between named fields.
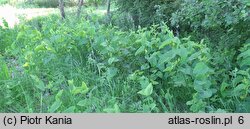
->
xmin=179 ymin=66 xmax=192 ymax=75
xmin=138 ymin=83 xmax=153 ymax=96
xmin=176 ymin=47 xmax=188 ymax=60
xmin=114 ymin=103 xmax=120 ymax=113
xmin=30 ymin=75 xmax=45 ymax=91
xmin=103 ymin=103 xmax=120 ymax=113
xmin=72 ymin=87 xmax=82 ymax=95
xmin=68 ymin=79 xmax=75 ymax=90
xmin=188 ymin=52 xmax=201 ymax=62
xmin=0 ymin=59 xmax=10 ymax=80
xmin=141 ymin=63 xmax=149 ymax=70
xmin=81 ymin=81 xmax=88 ymax=90
xmin=71 ymin=81 xmax=89 ymax=95
xmin=139 ymin=76 xmax=150 ymax=88
xmin=108 ymin=57 xmax=118 ymax=65
xmin=220 ymin=82 xmax=229 ymax=97
xmin=49 ymin=100 xmax=62 ymax=113
xmin=106 ymin=67 xmax=118 ymax=79
xmin=173 ymin=73 xmax=186 ymax=86
xmin=232 ymin=76 xmax=244 ymax=86
xmin=199 ymin=90 xmax=213 ymax=99
xmin=63 ymin=106 xmax=75 ymax=113
xmin=159 ymin=40 xmax=172 ymax=49
xmin=238 ymin=49 xmax=250 ymax=59
xmin=233 ymin=84 xmax=247 ymax=96
xmin=55 ymin=90 xmax=63 ymax=101
xmin=158 ymin=50 xmax=176 ymax=65
xmin=103 ymin=108 xmax=115 ymax=113
xmin=135 ymin=46 xmax=145 ymax=56
xmin=146 ymin=52 xmax=158 ymax=67
xmin=193 ymin=62 xmax=212 ymax=75
xmin=81 ymin=81 xmax=89 ymax=94
xmin=34 ymin=44 xmax=46 ymax=52
xmin=239 ymin=57 xmax=250 ymax=68
xmin=77 ymin=100 xmax=87 ymax=107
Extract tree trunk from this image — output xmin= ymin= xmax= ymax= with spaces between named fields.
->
xmin=94 ymin=0 xmax=98 ymax=8
xmin=77 ymin=0 xmax=84 ymax=18
xmin=106 ymin=0 xmax=111 ymax=23
xmin=58 ymin=0 xmax=65 ymax=19
xmin=132 ymin=13 xmax=139 ymax=29
xmin=107 ymin=0 xmax=111 ymax=16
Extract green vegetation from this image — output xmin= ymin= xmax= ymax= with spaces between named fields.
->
xmin=0 ymin=0 xmax=249 ymax=113
xmin=0 ymin=0 xmax=8 ymax=5
xmin=1 ymin=0 xmax=109 ymax=8
xmin=1 ymin=0 xmax=75 ymax=7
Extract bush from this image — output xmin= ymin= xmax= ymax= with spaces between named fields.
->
xmin=0 ymin=0 xmax=8 ymax=5
xmin=115 ymin=0 xmax=182 ymax=28
xmin=171 ymin=0 xmax=250 ymax=49
xmin=0 ymin=19 xmax=16 ymax=55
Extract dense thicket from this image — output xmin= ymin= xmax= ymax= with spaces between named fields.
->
xmin=0 ymin=0 xmax=249 ymax=113
xmin=115 ymin=0 xmax=249 ymax=47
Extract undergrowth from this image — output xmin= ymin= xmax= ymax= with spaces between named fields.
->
xmin=0 ymin=13 xmax=249 ymax=113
